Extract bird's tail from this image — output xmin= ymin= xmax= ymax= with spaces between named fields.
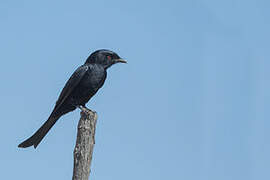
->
xmin=18 ymin=114 xmax=60 ymax=148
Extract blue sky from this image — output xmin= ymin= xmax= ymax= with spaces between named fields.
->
xmin=0 ymin=0 xmax=270 ymax=179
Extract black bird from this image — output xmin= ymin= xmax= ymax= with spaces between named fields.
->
xmin=18 ymin=49 xmax=126 ymax=148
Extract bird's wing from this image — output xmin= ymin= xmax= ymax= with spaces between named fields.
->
xmin=54 ymin=65 xmax=89 ymax=111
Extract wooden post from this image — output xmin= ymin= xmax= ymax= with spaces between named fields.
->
xmin=72 ymin=109 xmax=97 ymax=180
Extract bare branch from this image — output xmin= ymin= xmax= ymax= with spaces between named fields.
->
xmin=72 ymin=109 xmax=97 ymax=180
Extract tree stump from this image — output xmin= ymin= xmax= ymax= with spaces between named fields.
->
xmin=72 ymin=109 xmax=97 ymax=180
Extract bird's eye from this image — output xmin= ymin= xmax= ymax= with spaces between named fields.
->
xmin=107 ymin=56 xmax=112 ymax=60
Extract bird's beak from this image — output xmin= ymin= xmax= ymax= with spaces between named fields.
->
xmin=114 ymin=58 xmax=127 ymax=64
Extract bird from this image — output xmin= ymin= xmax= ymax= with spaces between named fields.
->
xmin=18 ymin=49 xmax=126 ymax=148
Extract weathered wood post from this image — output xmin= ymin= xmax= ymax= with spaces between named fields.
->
xmin=72 ymin=109 xmax=98 ymax=180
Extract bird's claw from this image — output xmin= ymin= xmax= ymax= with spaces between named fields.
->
xmin=77 ymin=105 xmax=93 ymax=114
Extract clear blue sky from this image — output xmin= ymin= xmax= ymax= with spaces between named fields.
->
xmin=0 ymin=0 xmax=269 ymax=179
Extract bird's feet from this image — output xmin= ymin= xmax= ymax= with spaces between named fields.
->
xmin=77 ymin=105 xmax=94 ymax=114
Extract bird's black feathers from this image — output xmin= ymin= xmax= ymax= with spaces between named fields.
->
xmin=55 ymin=65 xmax=89 ymax=112
xmin=18 ymin=49 xmax=126 ymax=148
xmin=18 ymin=114 xmax=60 ymax=148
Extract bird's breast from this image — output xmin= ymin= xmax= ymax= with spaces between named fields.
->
xmin=79 ymin=65 xmax=106 ymax=93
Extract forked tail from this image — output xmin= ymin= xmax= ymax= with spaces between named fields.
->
xmin=18 ymin=114 xmax=60 ymax=148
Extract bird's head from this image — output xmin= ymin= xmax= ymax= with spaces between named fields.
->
xmin=85 ymin=49 xmax=127 ymax=69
